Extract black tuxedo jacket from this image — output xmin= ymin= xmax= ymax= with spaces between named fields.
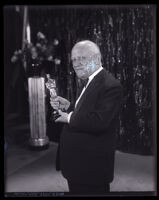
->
xmin=59 ymin=68 xmax=123 ymax=185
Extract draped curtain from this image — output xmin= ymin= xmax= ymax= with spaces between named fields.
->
xmin=27 ymin=5 xmax=155 ymax=155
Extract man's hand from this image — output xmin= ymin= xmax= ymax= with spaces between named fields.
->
xmin=55 ymin=110 xmax=69 ymax=123
xmin=50 ymin=96 xmax=70 ymax=111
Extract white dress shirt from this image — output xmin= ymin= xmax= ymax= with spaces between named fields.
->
xmin=67 ymin=66 xmax=103 ymax=123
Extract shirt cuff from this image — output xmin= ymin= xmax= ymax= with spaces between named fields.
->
xmin=67 ymin=111 xmax=73 ymax=123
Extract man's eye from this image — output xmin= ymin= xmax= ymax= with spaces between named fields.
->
xmin=72 ymin=59 xmax=76 ymax=62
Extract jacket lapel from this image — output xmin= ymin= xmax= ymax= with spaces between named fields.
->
xmin=75 ymin=69 xmax=105 ymax=111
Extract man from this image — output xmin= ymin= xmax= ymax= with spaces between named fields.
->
xmin=50 ymin=40 xmax=123 ymax=194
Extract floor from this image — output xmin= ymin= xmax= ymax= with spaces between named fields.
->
xmin=4 ymin=139 xmax=156 ymax=195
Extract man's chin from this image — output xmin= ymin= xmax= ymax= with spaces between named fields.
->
xmin=76 ymin=74 xmax=87 ymax=79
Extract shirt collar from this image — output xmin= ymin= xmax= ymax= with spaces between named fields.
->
xmin=88 ymin=66 xmax=103 ymax=82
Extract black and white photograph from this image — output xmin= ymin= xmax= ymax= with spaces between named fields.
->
xmin=4 ymin=4 xmax=157 ymax=197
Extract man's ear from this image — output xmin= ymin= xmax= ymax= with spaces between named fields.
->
xmin=91 ymin=54 xmax=100 ymax=65
xmin=92 ymin=57 xmax=99 ymax=65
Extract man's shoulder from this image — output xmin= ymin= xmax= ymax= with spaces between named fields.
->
xmin=101 ymin=69 xmax=122 ymax=89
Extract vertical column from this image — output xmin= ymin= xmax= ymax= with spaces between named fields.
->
xmin=28 ymin=77 xmax=49 ymax=147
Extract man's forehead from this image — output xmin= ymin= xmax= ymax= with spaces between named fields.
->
xmin=71 ymin=47 xmax=95 ymax=58
xmin=71 ymin=41 xmax=100 ymax=58
xmin=72 ymin=48 xmax=88 ymax=58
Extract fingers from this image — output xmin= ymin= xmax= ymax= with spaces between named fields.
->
xmin=57 ymin=96 xmax=70 ymax=104
xmin=54 ymin=112 xmax=63 ymax=122
xmin=50 ymin=96 xmax=70 ymax=111
xmin=50 ymin=96 xmax=65 ymax=104
xmin=54 ymin=110 xmax=68 ymax=123
xmin=50 ymin=96 xmax=59 ymax=110
xmin=57 ymin=110 xmax=63 ymax=115
xmin=50 ymin=101 xmax=59 ymax=110
xmin=55 ymin=117 xmax=61 ymax=122
xmin=55 ymin=110 xmax=67 ymax=123
xmin=50 ymin=96 xmax=58 ymax=101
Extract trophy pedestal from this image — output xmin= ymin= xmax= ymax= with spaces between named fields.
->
xmin=29 ymin=137 xmax=49 ymax=146
xmin=29 ymin=137 xmax=49 ymax=151
xmin=28 ymin=77 xmax=49 ymax=149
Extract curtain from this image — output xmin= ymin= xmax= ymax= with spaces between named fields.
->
xmin=26 ymin=5 xmax=155 ymax=154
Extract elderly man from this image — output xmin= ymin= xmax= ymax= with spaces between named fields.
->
xmin=50 ymin=40 xmax=123 ymax=194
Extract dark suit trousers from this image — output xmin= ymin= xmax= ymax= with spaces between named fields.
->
xmin=68 ymin=181 xmax=110 ymax=194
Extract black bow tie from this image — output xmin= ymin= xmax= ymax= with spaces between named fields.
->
xmin=81 ymin=78 xmax=89 ymax=88
xmin=76 ymin=78 xmax=89 ymax=99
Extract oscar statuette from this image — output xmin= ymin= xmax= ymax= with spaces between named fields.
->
xmin=45 ymin=74 xmax=60 ymax=120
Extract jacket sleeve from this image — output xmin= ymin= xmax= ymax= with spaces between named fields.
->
xmin=69 ymin=85 xmax=123 ymax=135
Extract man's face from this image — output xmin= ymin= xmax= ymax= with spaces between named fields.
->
xmin=71 ymin=48 xmax=95 ymax=80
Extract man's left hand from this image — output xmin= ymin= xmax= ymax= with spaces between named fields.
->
xmin=55 ymin=110 xmax=69 ymax=123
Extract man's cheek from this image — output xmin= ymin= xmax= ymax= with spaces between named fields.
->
xmin=86 ymin=61 xmax=95 ymax=73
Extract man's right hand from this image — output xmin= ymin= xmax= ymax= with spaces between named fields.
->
xmin=50 ymin=96 xmax=70 ymax=111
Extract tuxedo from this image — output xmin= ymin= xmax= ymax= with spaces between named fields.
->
xmin=59 ymin=68 xmax=123 ymax=186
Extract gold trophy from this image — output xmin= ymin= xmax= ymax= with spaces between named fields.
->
xmin=45 ymin=74 xmax=60 ymax=120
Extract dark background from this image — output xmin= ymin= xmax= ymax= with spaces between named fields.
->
xmin=4 ymin=5 xmax=156 ymax=155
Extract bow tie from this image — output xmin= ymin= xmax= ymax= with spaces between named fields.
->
xmin=81 ymin=78 xmax=89 ymax=88
xmin=76 ymin=78 xmax=89 ymax=99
